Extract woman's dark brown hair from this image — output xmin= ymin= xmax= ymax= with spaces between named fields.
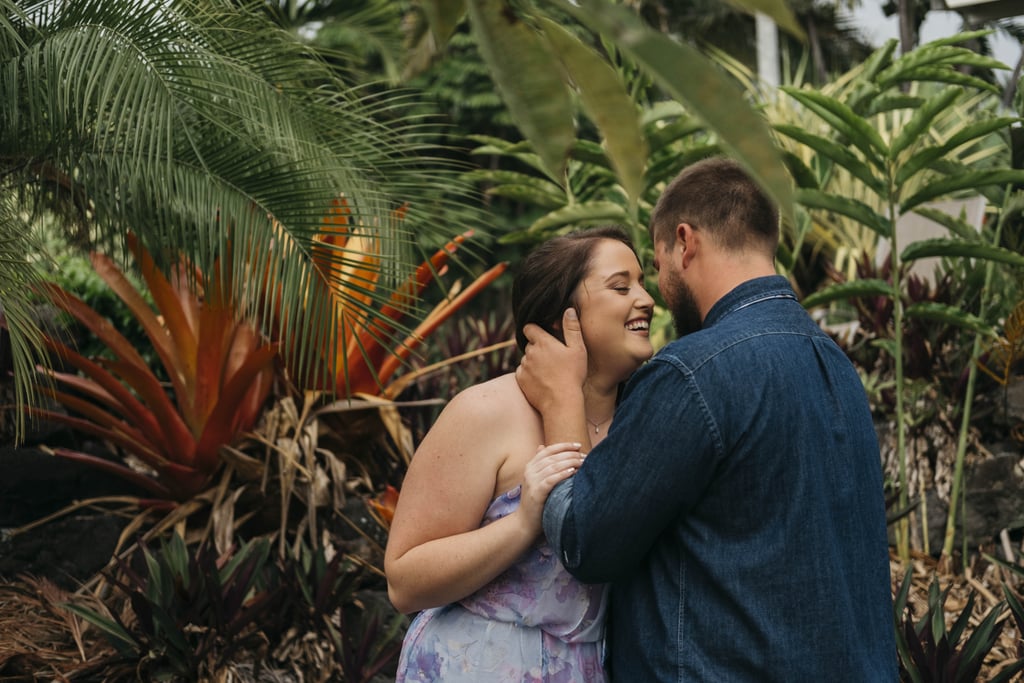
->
xmin=512 ymin=225 xmax=637 ymax=353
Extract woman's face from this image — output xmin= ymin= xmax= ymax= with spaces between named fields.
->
xmin=573 ymin=239 xmax=655 ymax=382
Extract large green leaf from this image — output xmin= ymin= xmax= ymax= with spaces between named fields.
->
xmin=558 ymin=0 xmax=794 ymax=224
xmin=467 ymin=0 xmax=574 ymax=184
xmin=904 ymin=302 xmax=994 ymax=338
xmin=779 ymin=87 xmax=887 ymax=166
xmin=485 ymin=183 xmax=568 ymax=208
xmin=646 ymin=116 xmax=707 ymax=150
xmin=526 ymin=200 xmax=630 ymax=234
xmin=889 ymin=86 xmax=962 ymax=160
xmin=779 ymin=151 xmax=819 ymax=190
xmin=795 ymin=188 xmax=891 ymax=237
xmin=879 ymin=65 xmax=1000 ymax=94
xmin=878 ymin=34 xmax=1007 ymax=93
xmin=801 ymin=278 xmax=895 ymax=309
xmin=900 ymin=237 xmax=1024 ymax=268
xmin=911 ymin=206 xmax=981 ymax=242
xmin=419 ymin=0 xmax=466 ymax=47
xmin=895 ymin=118 xmax=1020 ymax=186
xmin=537 ymin=17 xmax=646 ymax=205
xmin=774 ymin=124 xmax=885 ymax=195
xmin=900 ymin=170 xmax=1024 ymax=212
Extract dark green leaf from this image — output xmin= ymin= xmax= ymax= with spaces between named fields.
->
xmin=864 ymin=94 xmax=925 ymax=117
xmin=801 ymin=279 xmax=895 ymax=309
xmin=901 ymin=238 xmax=1024 ymax=269
xmin=779 ymin=87 xmax=887 ymax=165
xmin=538 ymin=16 xmax=647 ymax=204
xmin=779 ymin=151 xmax=819 ymax=190
xmin=560 ymin=0 xmax=795 ymax=224
xmin=901 ymin=170 xmax=1024 ymax=213
xmin=795 ymin=188 xmax=891 ymax=237
xmin=526 ymin=201 xmax=629 ymax=233
xmin=486 ymin=184 xmax=568 ymax=208
xmin=896 ymin=118 xmax=1019 ymax=186
xmin=467 ymin=0 xmax=574 ymax=182
xmin=774 ymin=124 xmax=885 ymax=195
xmin=889 ymin=87 xmax=962 ymax=159
xmin=910 ymin=207 xmax=981 ymax=242
xmin=879 ymin=66 xmax=1000 ymax=94
xmin=905 ymin=302 xmax=995 ymax=338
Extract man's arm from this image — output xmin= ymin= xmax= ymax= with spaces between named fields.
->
xmin=515 ymin=308 xmax=591 ymax=449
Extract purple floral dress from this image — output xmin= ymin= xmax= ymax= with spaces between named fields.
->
xmin=395 ymin=485 xmax=608 ymax=682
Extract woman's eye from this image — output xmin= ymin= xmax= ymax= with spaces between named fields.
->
xmin=613 ymin=286 xmax=630 ymax=293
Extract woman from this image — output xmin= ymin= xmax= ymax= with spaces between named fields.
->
xmin=385 ymin=226 xmax=655 ymax=682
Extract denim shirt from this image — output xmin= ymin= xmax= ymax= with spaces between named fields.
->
xmin=543 ymin=275 xmax=896 ymax=681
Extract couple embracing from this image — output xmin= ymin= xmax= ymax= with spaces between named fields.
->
xmin=385 ymin=157 xmax=896 ymax=682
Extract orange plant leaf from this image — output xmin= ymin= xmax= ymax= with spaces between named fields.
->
xmin=368 ymin=484 xmax=400 ymax=526
xmin=339 ymin=232 xmax=472 ymax=392
xmin=123 ymin=233 xmax=199 ymax=392
xmin=40 ymin=339 xmax=179 ymax=447
xmin=192 ymin=344 xmax=278 ymax=474
xmin=376 ymin=262 xmax=508 ymax=389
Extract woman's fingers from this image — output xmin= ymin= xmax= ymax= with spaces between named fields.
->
xmin=517 ymin=442 xmax=588 ymax=535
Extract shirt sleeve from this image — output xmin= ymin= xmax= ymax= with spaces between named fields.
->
xmin=542 ymin=356 xmax=722 ymax=583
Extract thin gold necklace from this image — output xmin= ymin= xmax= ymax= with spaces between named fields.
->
xmin=585 ymin=415 xmax=612 ymax=434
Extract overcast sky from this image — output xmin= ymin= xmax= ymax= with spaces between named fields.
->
xmin=841 ymin=0 xmax=1022 ymax=80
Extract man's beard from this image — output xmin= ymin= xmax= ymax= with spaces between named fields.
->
xmin=665 ymin=270 xmax=702 ymax=337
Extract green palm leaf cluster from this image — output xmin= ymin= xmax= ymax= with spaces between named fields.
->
xmin=773 ymin=32 xmax=1024 ymax=563
xmin=0 ymin=0 xmax=482 ymax=441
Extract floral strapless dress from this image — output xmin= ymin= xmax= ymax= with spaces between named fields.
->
xmin=394 ymin=485 xmax=608 ymax=682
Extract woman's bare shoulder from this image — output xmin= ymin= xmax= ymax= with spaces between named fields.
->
xmin=445 ymin=373 xmax=531 ymax=420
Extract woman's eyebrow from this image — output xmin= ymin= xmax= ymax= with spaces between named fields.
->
xmin=603 ymin=269 xmax=635 ymax=282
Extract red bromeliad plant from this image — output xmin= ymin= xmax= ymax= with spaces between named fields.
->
xmin=32 ymin=234 xmax=276 ymax=501
xmin=295 ymin=198 xmax=507 ymax=398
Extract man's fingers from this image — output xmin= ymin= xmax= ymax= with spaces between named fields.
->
xmin=521 ymin=322 xmax=545 ymax=345
xmin=562 ymin=308 xmax=585 ymax=350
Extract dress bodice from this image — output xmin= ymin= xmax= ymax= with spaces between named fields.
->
xmin=457 ymin=485 xmax=607 ymax=642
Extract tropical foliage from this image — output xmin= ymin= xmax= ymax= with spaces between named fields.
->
xmin=405 ymin=0 xmax=798 ymax=222
xmin=0 ymin=0 xmax=481 ymax=441
xmin=6 ymin=0 xmax=1024 ymax=679
xmin=30 ymin=235 xmax=276 ymax=500
xmin=289 ymin=199 xmax=508 ymax=398
xmin=777 ymin=33 xmax=1024 ymax=563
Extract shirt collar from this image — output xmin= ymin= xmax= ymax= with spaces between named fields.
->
xmin=703 ymin=275 xmax=796 ymax=328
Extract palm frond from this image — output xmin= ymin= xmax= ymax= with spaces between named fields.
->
xmin=0 ymin=195 xmax=51 ymax=442
xmin=0 ymin=0 xmax=485 ymax=411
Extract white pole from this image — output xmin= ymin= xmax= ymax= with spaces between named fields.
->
xmin=755 ymin=12 xmax=780 ymax=90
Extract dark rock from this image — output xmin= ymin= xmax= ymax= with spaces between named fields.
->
xmin=0 ymin=445 xmax=145 ymax=589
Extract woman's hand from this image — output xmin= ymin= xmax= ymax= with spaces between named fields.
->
xmin=517 ymin=442 xmax=585 ymax=536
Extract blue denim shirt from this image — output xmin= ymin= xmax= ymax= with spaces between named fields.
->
xmin=543 ymin=275 xmax=896 ymax=681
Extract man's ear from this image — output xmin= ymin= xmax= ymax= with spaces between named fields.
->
xmin=678 ymin=222 xmax=697 ymax=267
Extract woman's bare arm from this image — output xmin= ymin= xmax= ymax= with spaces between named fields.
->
xmin=384 ymin=379 xmax=583 ymax=614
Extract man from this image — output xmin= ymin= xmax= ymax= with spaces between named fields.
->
xmin=516 ymin=157 xmax=896 ymax=680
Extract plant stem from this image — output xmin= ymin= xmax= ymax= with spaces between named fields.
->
xmin=941 ymin=187 xmax=1009 ymax=563
xmin=889 ymin=186 xmax=910 ymax=564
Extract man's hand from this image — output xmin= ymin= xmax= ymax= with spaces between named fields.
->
xmin=516 ymin=308 xmax=588 ymax=415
